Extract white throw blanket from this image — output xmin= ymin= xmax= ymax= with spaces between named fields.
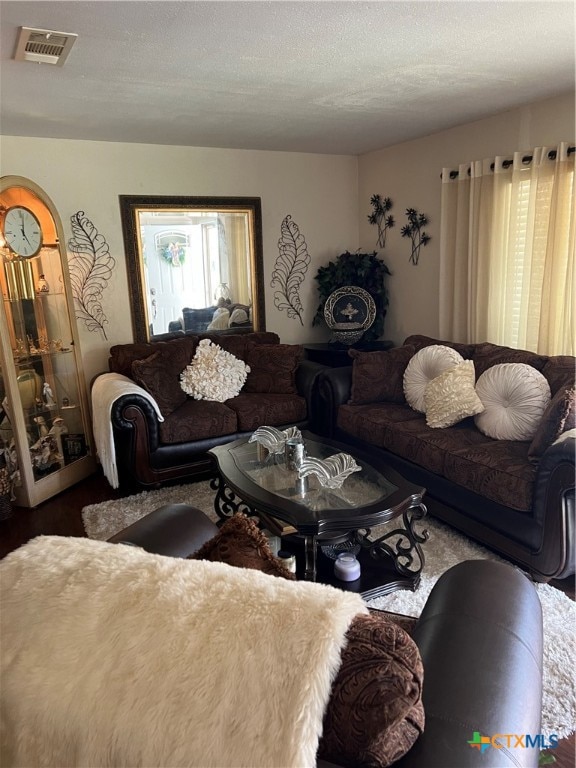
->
xmin=91 ymin=372 xmax=164 ymax=488
xmin=0 ymin=536 xmax=367 ymax=768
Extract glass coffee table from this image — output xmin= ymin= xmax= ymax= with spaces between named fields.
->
xmin=208 ymin=431 xmax=428 ymax=598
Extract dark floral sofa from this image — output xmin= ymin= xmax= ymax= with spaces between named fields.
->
xmin=102 ymin=332 xmax=325 ymax=489
xmin=316 ymin=334 xmax=575 ymax=582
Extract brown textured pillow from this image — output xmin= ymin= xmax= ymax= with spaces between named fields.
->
xmin=243 ymin=343 xmax=304 ymax=394
xmin=201 ymin=334 xmax=249 ymax=360
xmin=349 ymin=345 xmax=415 ymax=404
xmin=541 ymin=356 xmax=576 ymax=396
xmin=131 ymin=341 xmax=195 ymax=416
xmin=528 ymin=386 xmax=576 ymax=461
xmin=189 ymin=513 xmax=295 ymax=579
xmin=109 ymin=336 xmax=197 ymax=378
xmin=472 ymin=342 xmax=548 ymax=378
xmin=319 ymin=612 xmax=425 ymax=768
xmin=403 ymin=334 xmax=475 ymax=359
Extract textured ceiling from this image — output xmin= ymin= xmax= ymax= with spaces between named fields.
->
xmin=0 ymin=1 xmax=574 ymax=155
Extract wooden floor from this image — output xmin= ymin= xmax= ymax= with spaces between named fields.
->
xmin=1 ymin=470 xmax=574 ymax=767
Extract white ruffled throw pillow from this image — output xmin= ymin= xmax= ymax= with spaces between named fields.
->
xmin=180 ymin=339 xmax=250 ymax=402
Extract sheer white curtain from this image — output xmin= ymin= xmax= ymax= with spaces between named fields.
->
xmin=220 ymin=214 xmax=252 ymax=306
xmin=440 ymin=143 xmax=575 ymax=355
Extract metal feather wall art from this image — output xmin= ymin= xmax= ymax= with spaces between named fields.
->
xmin=271 ymin=215 xmax=310 ymax=325
xmin=67 ymin=211 xmax=116 ymax=339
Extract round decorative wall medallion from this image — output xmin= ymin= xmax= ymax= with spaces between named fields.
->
xmin=324 ymin=286 xmax=376 ymax=344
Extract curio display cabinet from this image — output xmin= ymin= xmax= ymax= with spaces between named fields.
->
xmin=0 ymin=176 xmax=95 ymax=507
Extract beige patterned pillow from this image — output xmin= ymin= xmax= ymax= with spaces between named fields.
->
xmin=424 ymin=361 xmax=485 ymax=428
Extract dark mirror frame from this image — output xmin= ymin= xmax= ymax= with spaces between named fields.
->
xmin=119 ymin=195 xmax=265 ymax=343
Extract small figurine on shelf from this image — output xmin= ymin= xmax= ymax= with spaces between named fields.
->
xmin=36 ymin=274 xmax=50 ymax=293
xmin=38 ymin=335 xmax=50 ymax=354
xmin=62 ymin=397 xmax=70 ymax=408
xmin=27 ymin=336 xmax=39 ymax=355
xmin=29 ymin=434 xmax=62 ymax=474
xmin=42 ymin=382 xmax=56 ymax=408
xmin=50 ymin=416 xmax=68 ymax=437
xmin=33 ymin=415 xmax=49 ymax=438
xmin=49 ymin=416 xmax=68 ymax=457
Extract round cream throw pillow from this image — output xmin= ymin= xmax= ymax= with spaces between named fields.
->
xmin=403 ymin=345 xmax=464 ymax=413
xmin=474 ymin=363 xmax=551 ymax=441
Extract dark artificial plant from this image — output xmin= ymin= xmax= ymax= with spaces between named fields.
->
xmin=367 ymin=194 xmax=394 ymax=248
xmin=401 ymin=208 xmax=431 ymax=265
xmin=313 ymin=250 xmax=391 ymax=341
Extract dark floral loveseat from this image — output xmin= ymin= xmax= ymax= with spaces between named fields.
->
xmin=316 ymin=334 xmax=575 ymax=582
xmin=98 ymin=332 xmax=324 ymax=489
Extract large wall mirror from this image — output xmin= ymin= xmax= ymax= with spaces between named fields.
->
xmin=119 ymin=195 xmax=265 ymax=342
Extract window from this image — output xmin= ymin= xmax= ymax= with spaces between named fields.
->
xmin=440 ymin=144 xmax=575 ymax=355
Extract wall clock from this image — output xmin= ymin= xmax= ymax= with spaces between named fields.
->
xmin=2 ymin=206 xmax=43 ymax=258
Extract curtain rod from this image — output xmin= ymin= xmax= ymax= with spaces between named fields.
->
xmin=443 ymin=146 xmax=575 ymax=180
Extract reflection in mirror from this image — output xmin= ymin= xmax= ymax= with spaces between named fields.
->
xmin=119 ymin=196 xmax=265 ymax=343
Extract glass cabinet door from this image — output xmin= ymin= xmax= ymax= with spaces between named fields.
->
xmin=0 ymin=177 xmax=96 ymax=507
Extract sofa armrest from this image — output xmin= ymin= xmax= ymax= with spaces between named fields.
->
xmin=540 ymin=427 xmax=576 ymax=464
xmin=110 ymin=393 xmax=163 ymax=487
xmin=316 ymin=366 xmax=353 ymax=437
xmin=111 ymin=393 xmax=162 ymax=449
xmin=396 ymin=560 xmax=543 ymax=768
xmin=295 ymin=359 xmax=330 ymax=433
xmin=531 ymin=428 xmax=576 ymax=579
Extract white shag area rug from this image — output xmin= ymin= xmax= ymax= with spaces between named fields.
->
xmin=82 ymin=480 xmax=576 ymax=740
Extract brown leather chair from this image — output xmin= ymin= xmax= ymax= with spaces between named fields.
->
xmin=109 ymin=504 xmax=544 ymax=768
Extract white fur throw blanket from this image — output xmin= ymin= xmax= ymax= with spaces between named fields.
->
xmin=0 ymin=536 xmax=367 ymax=768
xmin=91 ymin=372 xmax=164 ymax=488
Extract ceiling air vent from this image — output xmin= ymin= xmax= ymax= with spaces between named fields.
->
xmin=14 ymin=27 xmax=77 ymax=66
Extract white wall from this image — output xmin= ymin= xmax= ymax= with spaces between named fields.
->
xmin=357 ymin=91 xmax=575 ymax=345
xmin=0 ymin=138 xmax=359 ymax=386
xmin=2 ymin=91 xmax=573 ymax=387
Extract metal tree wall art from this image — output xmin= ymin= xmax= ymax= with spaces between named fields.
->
xmin=67 ymin=211 xmax=116 ymax=339
xmin=271 ymin=215 xmax=310 ymax=325
xmin=401 ymin=208 xmax=431 ymax=265
xmin=367 ymin=194 xmax=394 ymax=248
